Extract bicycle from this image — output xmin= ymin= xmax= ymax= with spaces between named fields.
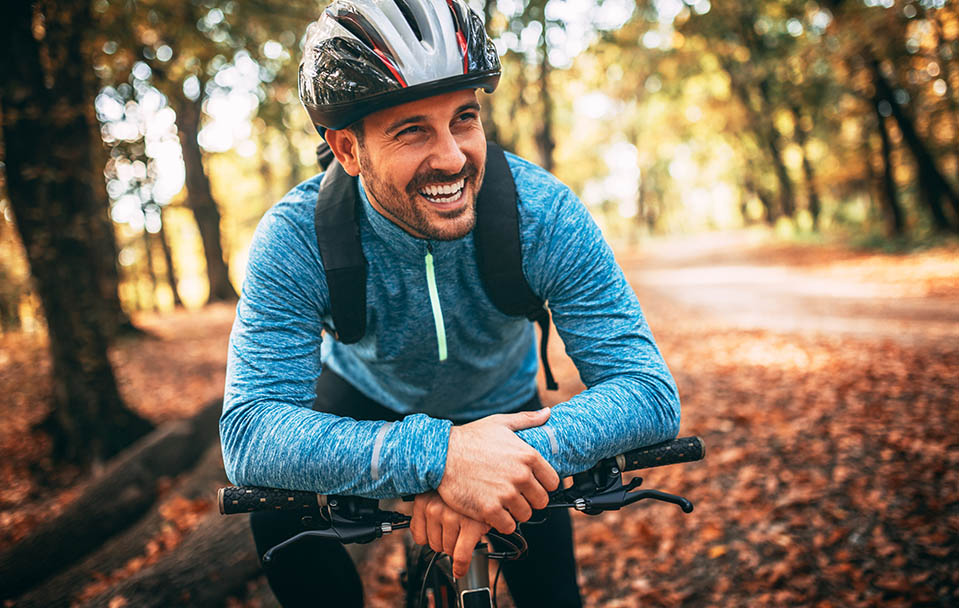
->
xmin=218 ymin=435 xmax=706 ymax=607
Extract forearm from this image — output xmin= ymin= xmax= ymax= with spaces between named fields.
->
xmin=220 ymin=397 xmax=452 ymax=498
xmin=516 ymin=372 xmax=680 ymax=477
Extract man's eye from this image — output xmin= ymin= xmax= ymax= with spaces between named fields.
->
xmin=457 ymin=112 xmax=478 ymax=123
xmin=397 ymin=125 xmax=423 ymax=138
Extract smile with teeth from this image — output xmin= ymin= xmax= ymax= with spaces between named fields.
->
xmin=418 ymin=178 xmax=466 ymax=203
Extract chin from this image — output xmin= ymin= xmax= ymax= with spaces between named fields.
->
xmin=428 ymin=210 xmax=476 ymax=241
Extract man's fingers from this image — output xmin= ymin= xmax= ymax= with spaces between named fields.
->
xmin=441 ymin=513 xmax=460 ymax=556
xmin=451 ymin=524 xmax=486 ymax=579
xmin=519 ymin=474 xmax=550 ymax=510
xmin=530 ymin=453 xmax=561 ymax=492
xmin=497 ymin=408 xmax=551 ymax=431
xmin=426 ymin=503 xmax=444 ymax=553
xmin=411 ymin=500 xmax=427 ymax=546
xmin=486 ymin=506 xmax=516 ymax=534
xmin=504 ymin=493 xmax=533 ymax=524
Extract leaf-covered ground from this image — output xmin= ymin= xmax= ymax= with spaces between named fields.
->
xmin=358 ymin=237 xmax=959 ymax=607
xmin=1 ymin=237 xmax=956 ymax=606
xmin=0 ymin=304 xmax=234 ymax=550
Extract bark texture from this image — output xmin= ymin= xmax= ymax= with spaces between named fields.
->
xmin=869 ymin=57 xmax=959 ymax=231
xmin=0 ymin=401 xmax=221 ymax=599
xmin=790 ymin=105 xmax=822 ymax=229
xmin=157 ymin=214 xmax=184 ymax=307
xmin=167 ymin=85 xmax=238 ymax=303
xmin=15 ymin=442 xmax=227 ymax=608
xmin=873 ymin=101 xmax=906 ymax=235
xmin=0 ymin=0 xmax=153 ymax=466
xmin=535 ymin=7 xmax=555 ymax=174
xmin=80 ymin=512 xmax=261 ymax=608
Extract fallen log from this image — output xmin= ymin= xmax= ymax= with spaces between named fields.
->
xmin=15 ymin=443 xmax=229 ymax=608
xmin=0 ymin=399 xmax=222 ymax=599
xmin=79 ymin=509 xmax=261 ymax=608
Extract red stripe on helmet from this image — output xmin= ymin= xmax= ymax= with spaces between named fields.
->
xmin=444 ymin=0 xmax=469 ymax=73
xmin=372 ymin=48 xmax=407 ymax=87
xmin=456 ymin=31 xmax=468 ymax=73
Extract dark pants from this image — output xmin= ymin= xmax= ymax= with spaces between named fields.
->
xmin=250 ymin=370 xmax=583 ymax=607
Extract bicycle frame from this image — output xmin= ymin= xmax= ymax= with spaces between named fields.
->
xmin=456 ymin=542 xmax=492 ymax=607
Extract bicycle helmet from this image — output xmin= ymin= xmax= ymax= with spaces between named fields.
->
xmin=298 ymin=0 xmax=501 ymax=131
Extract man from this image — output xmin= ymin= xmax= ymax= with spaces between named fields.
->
xmin=220 ymin=0 xmax=680 ymax=605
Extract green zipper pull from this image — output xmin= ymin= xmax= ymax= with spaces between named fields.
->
xmin=424 ymin=243 xmax=448 ymax=361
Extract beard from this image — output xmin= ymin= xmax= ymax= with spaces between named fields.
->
xmin=357 ymin=148 xmax=483 ymax=242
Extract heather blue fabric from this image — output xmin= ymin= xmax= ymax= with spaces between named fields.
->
xmin=220 ymin=152 xmax=680 ymax=498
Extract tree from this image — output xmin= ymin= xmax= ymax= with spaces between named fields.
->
xmin=92 ymin=0 xmax=318 ymax=304
xmin=824 ymin=0 xmax=958 ymax=232
xmin=0 ymin=0 xmax=153 ymax=465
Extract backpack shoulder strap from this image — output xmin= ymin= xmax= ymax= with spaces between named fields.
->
xmin=475 ymin=142 xmax=558 ymax=390
xmin=314 ymin=160 xmax=367 ymax=344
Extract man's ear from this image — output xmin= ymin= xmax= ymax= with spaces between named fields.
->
xmin=325 ymin=128 xmax=362 ymax=176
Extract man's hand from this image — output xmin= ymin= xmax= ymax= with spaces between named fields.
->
xmin=437 ymin=408 xmax=560 ymax=534
xmin=411 ymin=492 xmax=490 ymax=578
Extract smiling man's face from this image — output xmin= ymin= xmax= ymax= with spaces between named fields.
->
xmin=327 ymin=89 xmax=487 ymax=241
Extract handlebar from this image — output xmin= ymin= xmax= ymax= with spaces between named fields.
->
xmin=618 ymin=435 xmax=705 ymax=472
xmin=218 ymin=436 xmax=705 ymax=516
xmin=218 ymin=435 xmax=705 ymax=566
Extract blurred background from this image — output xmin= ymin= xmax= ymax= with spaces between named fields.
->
xmin=0 ymin=0 xmax=956 ymax=606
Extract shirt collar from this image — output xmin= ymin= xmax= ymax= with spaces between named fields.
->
xmin=357 ymin=177 xmax=466 ymax=261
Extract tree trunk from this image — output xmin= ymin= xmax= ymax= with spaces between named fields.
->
xmin=80 ymin=512 xmax=261 ymax=608
xmin=535 ymin=12 xmax=555 ymax=173
xmin=285 ymin=109 xmax=306 ymax=187
xmin=142 ymin=229 xmax=159 ymax=312
xmin=157 ymin=213 xmax=184 ymax=307
xmin=0 ymin=0 xmax=153 ymax=466
xmin=723 ymin=63 xmax=793 ymax=220
xmin=869 ymin=58 xmax=958 ymax=231
xmin=258 ymin=130 xmax=277 ymax=203
xmin=78 ymin=19 xmax=139 ymax=340
xmin=873 ymin=100 xmax=906 ymax=235
xmin=790 ymin=106 xmax=822 ymax=230
xmin=756 ymin=79 xmax=796 ymax=218
xmin=480 ymin=0 xmax=501 ymax=146
xmin=167 ymin=86 xmax=238 ymax=303
xmin=928 ymin=8 xmax=959 ymax=183
xmin=0 ymin=267 xmax=23 ymax=332
xmin=741 ymin=152 xmax=779 ymax=225
xmin=506 ymin=54 xmax=527 ymax=153
xmin=85 ymin=139 xmax=138 ymax=338
xmin=15 ymin=441 xmax=227 ymax=608
xmin=0 ymin=400 xmax=220 ymax=600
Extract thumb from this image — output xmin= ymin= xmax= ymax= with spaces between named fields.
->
xmin=499 ymin=407 xmax=551 ymax=431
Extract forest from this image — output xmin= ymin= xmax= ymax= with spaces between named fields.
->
xmin=0 ymin=0 xmax=956 ymax=606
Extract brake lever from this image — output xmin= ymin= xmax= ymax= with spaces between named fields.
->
xmin=263 ymin=509 xmax=410 ymax=564
xmin=262 ymin=522 xmax=381 ymax=564
xmin=623 ymin=488 xmax=693 ymax=513
xmin=556 ymin=476 xmax=694 ymax=515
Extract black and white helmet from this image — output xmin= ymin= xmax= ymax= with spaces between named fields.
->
xmin=299 ymin=0 xmax=501 ymax=131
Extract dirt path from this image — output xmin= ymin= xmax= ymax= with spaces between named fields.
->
xmin=624 ymin=232 xmax=959 ymax=346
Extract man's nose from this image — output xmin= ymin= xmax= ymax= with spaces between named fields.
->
xmin=427 ymin=128 xmax=467 ymax=174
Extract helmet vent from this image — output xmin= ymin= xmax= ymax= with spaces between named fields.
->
xmin=330 ymin=10 xmax=378 ymax=53
xmin=392 ymin=0 xmax=423 ymax=41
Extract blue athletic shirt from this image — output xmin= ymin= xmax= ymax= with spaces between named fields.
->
xmin=220 ymin=152 xmax=680 ymax=499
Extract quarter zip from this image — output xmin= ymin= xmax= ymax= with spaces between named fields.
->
xmin=424 ymin=242 xmax=448 ymax=361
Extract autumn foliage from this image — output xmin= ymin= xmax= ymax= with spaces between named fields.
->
xmin=1 ymin=239 xmax=957 ymax=606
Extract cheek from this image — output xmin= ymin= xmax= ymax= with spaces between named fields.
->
xmin=464 ymin=140 xmax=486 ymax=170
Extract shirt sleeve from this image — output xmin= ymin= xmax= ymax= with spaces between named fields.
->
xmin=513 ymin=183 xmax=681 ymax=477
xmin=219 ymin=198 xmax=451 ymax=498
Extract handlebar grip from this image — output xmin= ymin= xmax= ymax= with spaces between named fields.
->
xmin=218 ymin=486 xmax=326 ymax=515
xmin=620 ymin=436 xmax=705 ymax=471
